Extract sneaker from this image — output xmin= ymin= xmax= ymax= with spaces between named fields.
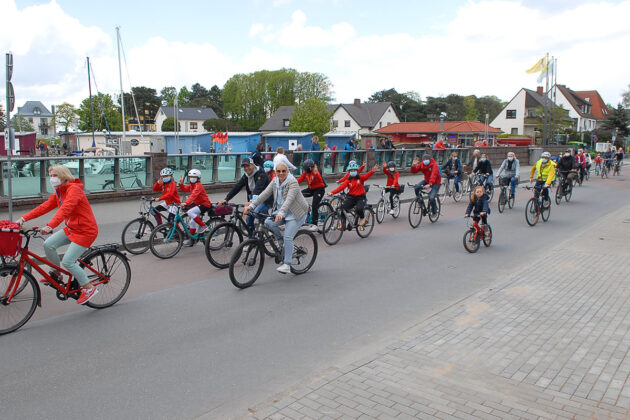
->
xmin=41 ymin=271 xmax=62 ymax=285
xmin=77 ymin=288 xmax=99 ymax=305
xmin=304 ymin=224 xmax=318 ymax=232
xmin=276 ymin=263 xmax=291 ymax=274
xmin=183 ymin=239 xmax=194 ymax=247
xmin=197 ymin=225 xmax=209 ymax=235
xmin=388 ymin=209 xmax=395 ymax=215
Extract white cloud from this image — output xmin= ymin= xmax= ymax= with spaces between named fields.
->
xmin=275 ymin=10 xmax=356 ymax=48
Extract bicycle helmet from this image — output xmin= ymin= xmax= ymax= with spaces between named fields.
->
xmin=160 ymin=167 xmax=174 ymax=177
xmin=188 ymin=169 xmax=201 ymax=178
xmin=347 ymin=160 xmax=357 ymax=167
xmin=302 ymin=159 xmax=315 ymax=172
xmin=263 ymin=160 xmax=274 ymax=168
xmin=541 ymin=151 xmax=551 ymax=159
xmin=347 ymin=162 xmax=360 ymax=171
xmin=387 ymin=161 xmax=396 ymax=168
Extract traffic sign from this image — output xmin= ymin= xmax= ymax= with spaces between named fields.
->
xmin=130 ymin=138 xmax=139 ymax=146
xmin=7 ymin=82 xmax=14 ymax=112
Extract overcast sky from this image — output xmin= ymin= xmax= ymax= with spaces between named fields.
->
xmin=1 ymin=0 xmax=629 ymax=111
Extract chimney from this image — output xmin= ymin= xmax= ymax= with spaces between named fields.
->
xmin=353 ymin=98 xmax=361 ymax=107
xmin=536 ymin=86 xmax=543 ymax=95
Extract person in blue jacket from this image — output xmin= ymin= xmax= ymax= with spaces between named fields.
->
xmin=343 ymin=138 xmax=356 ymax=171
xmin=441 ymin=151 xmax=463 ymax=193
xmin=465 ymin=185 xmax=490 ymax=229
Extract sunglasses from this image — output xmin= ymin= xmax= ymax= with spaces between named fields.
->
xmin=276 ymin=169 xmax=287 ymax=173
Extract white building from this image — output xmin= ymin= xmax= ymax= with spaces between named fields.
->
xmin=16 ymin=101 xmax=54 ymax=138
xmin=154 ymin=106 xmax=219 ymax=133
xmin=491 ymin=87 xmax=556 ymax=138
xmin=554 ymin=85 xmax=598 ymax=132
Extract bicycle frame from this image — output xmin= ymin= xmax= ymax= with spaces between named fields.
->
xmin=467 ymin=219 xmax=485 ymax=241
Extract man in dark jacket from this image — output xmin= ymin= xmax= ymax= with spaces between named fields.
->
xmin=557 ymin=149 xmax=577 ymax=182
xmin=218 ymin=158 xmax=271 ymax=231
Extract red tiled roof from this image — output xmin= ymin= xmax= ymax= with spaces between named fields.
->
xmin=375 ymin=121 xmax=503 ymax=134
xmin=575 ymin=90 xmax=610 ymax=120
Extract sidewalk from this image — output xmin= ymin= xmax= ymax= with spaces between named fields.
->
xmin=243 ymin=203 xmax=630 ymax=419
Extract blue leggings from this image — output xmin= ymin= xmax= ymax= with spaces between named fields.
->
xmin=43 ymin=230 xmax=91 ymax=286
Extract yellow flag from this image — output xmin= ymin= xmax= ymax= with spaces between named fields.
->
xmin=526 ymin=56 xmax=547 ymax=74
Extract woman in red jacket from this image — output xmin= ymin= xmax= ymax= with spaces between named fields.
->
xmin=178 ymin=169 xmax=212 ymax=245
xmin=16 ymin=165 xmax=100 ymax=305
xmin=329 ymin=162 xmax=379 ymax=226
xmin=297 ymin=159 xmax=326 ymax=231
xmin=152 ymin=167 xmax=181 ymax=224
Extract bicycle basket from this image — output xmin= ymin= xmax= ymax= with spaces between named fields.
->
xmin=213 ymin=205 xmax=233 ymax=216
xmin=499 ymin=177 xmax=511 ymax=187
xmin=398 ymin=185 xmax=405 ymax=194
xmin=0 ymin=229 xmax=22 ymax=257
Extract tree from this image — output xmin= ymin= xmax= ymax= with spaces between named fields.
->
xmin=289 ymin=98 xmax=332 ymax=139
xmin=622 ymin=85 xmax=630 ymax=108
xmin=367 ymin=88 xmax=423 ymax=122
xmin=475 ymin=96 xmax=505 ymax=122
xmin=602 ymin=104 xmax=630 ymax=144
xmin=203 ymin=118 xmax=242 ymax=132
xmin=161 ymin=116 xmax=181 ymax=132
xmin=530 ymin=105 xmax=573 ymax=135
xmin=77 ymin=93 xmax=123 ymax=132
xmin=295 ymin=72 xmax=334 ymax=103
xmin=0 ymin=104 xmax=5 ymax=131
xmin=52 ymin=102 xmax=77 ymax=132
xmin=463 ymin=96 xmax=479 ymax=121
xmin=177 ymin=86 xmax=191 ymax=105
xmin=120 ymin=86 xmax=161 ymax=129
xmin=160 ymin=86 xmax=177 ymax=106
xmin=187 ymin=83 xmax=224 ymax=117
xmin=10 ymin=115 xmax=34 ymax=131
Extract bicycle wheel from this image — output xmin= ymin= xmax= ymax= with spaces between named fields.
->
xmin=329 ymin=196 xmax=342 ymax=210
xmin=0 ymin=265 xmax=39 ymax=335
xmin=121 ymin=218 xmax=154 ymax=255
xmin=453 ymin=183 xmax=463 ymax=202
xmin=290 ymin=231 xmax=318 ymax=274
xmin=322 ymin=211 xmax=344 ymax=245
xmin=487 ymin=185 xmax=495 ymax=202
xmin=428 ymin=198 xmax=441 ymax=223
xmin=408 ymin=199 xmax=423 ymax=228
xmin=392 ymin=195 xmax=401 ymax=218
xmin=205 ymin=222 xmax=243 ymax=269
xmin=463 ymin=229 xmax=480 ymax=253
xmin=82 ymin=250 xmax=131 ymax=309
xmin=356 ymin=208 xmax=375 ymax=238
xmin=508 ymin=191 xmax=515 ymax=209
xmin=376 ymin=199 xmax=385 ymax=224
xmin=149 ymin=222 xmax=183 ymax=259
xmin=498 ymin=190 xmax=506 ymax=213
xmin=541 ymin=198 xmax=551 ymax=222
xmin=229 ymin=239 xmax=264 ymax=289
xmin=565 ymin=184 xmax=572 ymax=202
xmin=555 ymin=187 xmax=562 ymax=205
xmin=482 ymin=225 xmax=492 ymax=247
xmin=525 ymin=198 xmax=539 ymax=226
xmin=602 ymin=167 xmax=608 ymax=179
xmin=316 ymin=202 xmax=335 ymax=230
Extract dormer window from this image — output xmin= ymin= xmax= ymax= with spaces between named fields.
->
xmin=33 ymin=107 xmax=41 ymax=115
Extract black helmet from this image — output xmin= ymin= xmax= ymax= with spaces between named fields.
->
xmin=302 ymin=159 xmax=315 ymax=172
xmin=387 ymin=161 xmax=396 ymax=168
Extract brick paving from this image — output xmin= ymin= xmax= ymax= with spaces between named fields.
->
xmin=245 ymin=204 xmax=630 ymax=419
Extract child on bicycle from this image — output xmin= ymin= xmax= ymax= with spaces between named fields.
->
xmin=594 ymin=153 xmax=603 ymax=174
xmin=152 ymin=167 xmax=181 ymax=224
xmin=473 ymin=153 xmax=494 ymax=191
xmin=263 ymin=160 xmax=275 ymax=181
xmin=465 ymin=185 xmax=490 ymax=230
xmin=337 ymin=160 xmax=365 ymax=184
xmin=178 ymin=169 xmax=212 ymax=245
xmin=383 ymin=160 xmax=400 ymax=215
xmin=297 ymin=159 xmax=326 ymax=231
xmin=329 ymin=162 xmax=379 ymax=226
xmin=441 ymin=152 xmax=463 ymax=194
xmin=411 ymin=154 xmax=441 ymax=216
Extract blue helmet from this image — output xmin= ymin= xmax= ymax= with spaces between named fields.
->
xmin=347 ymin=162 xmax=360 ymax=171
xmin=263 ymin=160 xmax=274 ymax=168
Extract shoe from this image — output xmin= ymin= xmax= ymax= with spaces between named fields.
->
xmin=197 ymin=225 xmax=209 ymax=235
xmin=41 ymin=271 xmax=62 ymax=285
xmin=276 ymin=264 xmax=291 ymax=274
xmin=183 ymin=239 xmax=194 ymax=247
xmin=388 ymin=209 xmax=395 ymax=215
xmin=77 ymin=288 xmax=99 ymax=305
xmin=304 ymin=224 xmax=318 ymax=232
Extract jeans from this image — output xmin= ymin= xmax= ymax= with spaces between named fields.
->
xmin=247 ymin=202 xmax=269 ymax=233
xmin=509 ymin=176 xmax=518 ymax=195
xmin=414 ymin=181 xmax=440 ymax=214
xmin=265 ymin=214 xmax=307 ymax=265
xmin=534 ymin=180 xmax=550 ymax=201
xmin=478 ymin=174 xmax=494 ymax=190
xmin=43 ymin=230 xmax=91 ymax=287
xmin=447 ymin=174 xmax=461 ymax=192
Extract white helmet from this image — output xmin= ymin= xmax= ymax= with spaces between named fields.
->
xmin=541 ymin=152 xmax=551 ymax=159
xmin=188 ymin=169 xmax=201 ymax=178
xmin=160 ymin=167 xmax=174 ymax=176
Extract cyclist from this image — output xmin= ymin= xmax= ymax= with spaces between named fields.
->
xmin=297 ymin=159 xmax=326 ymax=231
xmin=603 ymin=149 xmax=614 ymax=172
xmin=529 ymin=151 xmax=556 ymax=204
xmin=152 ymin=167 xmax=181 ymax=224
xmin=273 ymin=147 xmax=297 ymax=172
xmin=594 ymin=153 xmax=603 ymax=174
xmin=15 ymin=164 xmax=99 ymax=305
xmin=337 ymin=160 xmax=365 ymax=183
xmin=218 ymin=157 xmax=272 ymax=232
xmin=496 ymin=151 xmax=520 ymax=198
xmin=441 ymin=152 xmax=463 ymax=194
xmin=383 ymin=160 xmax=400 ymax=215
xmin=178 ymin=169 xmax=212 ymax=246
xmin=328 ymin=162 xmax=379 ymax=226
xmin=245 ymin=162 xmax=309 ymax=274
xmin=615 ymin=148 xmax=624 ymax=169
xmin=585 ymin=152 xmax=592 ymax=175
xmin=263 ymin=160 xmax=275 ymax=181
xmin=465 ymin=185 xmax=490 ymax=230
xmin=557 ymin=149 xmax=578 ymax=183
xmin=575 ymin=149 xmax=587 ymax=183
xmin=468 ymin=149 xmax=481 ymax=172
xmin=411 ymin=154 xmax=441 ymax=216
xmin=473 ymin=153 xmax=494 ymax=192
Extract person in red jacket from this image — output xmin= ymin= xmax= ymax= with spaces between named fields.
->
xmin=15 ymin=165 xmax=99 ymax=305
xmin=152 ymin=167 xmax=181 ymax=224
xmin=411 ymin=153 xmax=441 ymax=216
xmin=337 ymin=161 xmax=365 ymax=184
xmin=297 ymin=159 xmax=326 ymax=231
xmin=178 ymin=169 xmax=212 ymax=245
xmin=329 ymin=162 xmax=379 ymax=226
xmin=383 ymin=160 xmax=400 ymax=215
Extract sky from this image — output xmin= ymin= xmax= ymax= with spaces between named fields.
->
xmin=1 ymin=0 xmax=629 ymax=113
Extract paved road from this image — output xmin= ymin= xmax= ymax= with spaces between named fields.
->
xmin=0 ymin=165 xmax=626 ymax=420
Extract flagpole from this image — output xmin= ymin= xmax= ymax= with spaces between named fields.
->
xmin=544 ymin=52 xmax=550 ymax=145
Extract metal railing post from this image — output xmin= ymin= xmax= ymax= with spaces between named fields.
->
xmin=145 ymin=156 xmax=152 ymax=187
xmin=79 ymin=159 xmax=86 ymax=186
xmin=212 ymin=155 xmax=219 ymax=182
xmin=187 ymin=155 xmax=193 ymax=172
xmin=235 ymin=155 xmax=242 ymax=179
xmin=114 ymin=157 xmax=122 ymax=190
xmin=0 ymin=161 xmax=4 ymax=196
xmin=40 ymin=158 xmax=48 ymax=196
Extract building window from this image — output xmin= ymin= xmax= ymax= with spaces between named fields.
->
xmin=344 ymin=120 xmax=351 ymax=127
xmin=28 ymin=117 xmax=33 ymax=123
xmin=506 ymin=110 xmax=516 ymax=119
xmin=283 ymin=119 xmax=290 ymax=127
xmin=511 ymin=128 xmax=518 ymax=134
xmin=33 ymin=107 xmax=41 ymax=115
xmin=379 ymin=122 xmax=382 ymax=128
xmin=332 ymin=120 xmax=338 ymax=128
xmin=41 ymin=118 xmax=47 ymax=124
xmin=190 ymin=122 xmax=198 ymax=130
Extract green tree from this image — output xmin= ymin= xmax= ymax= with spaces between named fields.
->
xmin=187 ymin=83 xmax=224 ymax=117
xmin=475 ymin=95 xmax=506 ymax=122
xmin=161 ymin=116 xmax=181 ymax=132
xmin=368 ymin=88 xmax=423 ymax=122
xmin=160 ymin=86 xmax=177 ymax=106
xmin=177 ymin=86 xmax=191 ymax=105
xmin=10 ymin=115 xmax=35 ymax=131
xmin=202 ymin=118 xmax=242 ymax=132
xmin=0 ymin=104 xmax=5 ymax=131
xmin=530 ymin=105 xmax=573 ymax=135
xmin=289 ymin=98 xmax=332 ymax=139
xmin=52 ymin=102 xmax=77 ymax=132
xmin=622 ymin=85 xmax=630 ymax=108
xmin=295 ymin=71 xmax=334 ymax=103
xmin=463 ymin=96 xmax=479 ymax=121
xmin=77 ymin=93 xmax=123 ymax=132
xmin=602 ymin=104 xmax=630 ymax=143
xmin=120 ymin=86 xmax=161 ymax=129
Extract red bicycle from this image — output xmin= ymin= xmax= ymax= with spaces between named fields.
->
xmin=0 ymin=227 xmax=131 ymax=335
xmin=462 ymin=217 xmax=492 ymax=253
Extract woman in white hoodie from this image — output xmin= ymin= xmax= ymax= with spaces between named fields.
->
xmin=272 ymin=147 xmax=297 ymax=172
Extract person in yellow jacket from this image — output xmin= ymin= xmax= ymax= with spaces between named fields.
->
xmin=529 ymin=151 xmax=556 ymax=204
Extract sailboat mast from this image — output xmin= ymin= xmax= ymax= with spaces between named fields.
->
xmin=116 ymin=26 xmax=126 ymax=143
xmin=87 ymin=57 xmax=95 ymax=146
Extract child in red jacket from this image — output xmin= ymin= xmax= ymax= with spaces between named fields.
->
xmin=152 ymin=167 xmax=181 ymax=224
xmin=411 ymin=154 xmax=441 ymax=216
xmin=178 ymin=169 xmax=212 ymax=244
xmin=297 ymin=159 xmax=327 ymax=231
xmin=329 ymin=163 xmax=379 ymax=226
xmin=383 ymin=160 xmax=400 ymax=215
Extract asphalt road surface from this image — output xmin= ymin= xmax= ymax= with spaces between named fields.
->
xmin=1 ymin=169 xmax=629 ymax=419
